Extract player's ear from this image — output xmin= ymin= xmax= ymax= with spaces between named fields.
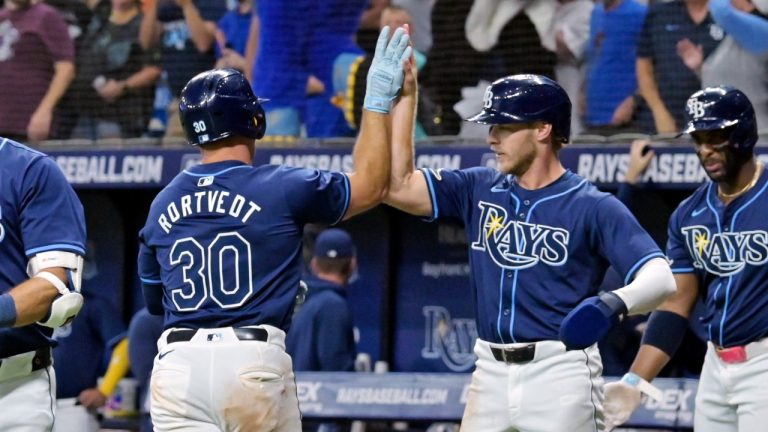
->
xmin=534 ymin=122 xmax=553 ymax=143
xmin=309 ymin=258 xmax=319 ymax=275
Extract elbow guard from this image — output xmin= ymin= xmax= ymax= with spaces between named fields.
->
xmin=28 ymin=251 xmax=84 ymax=292
xmin=28 ymin=251 xmax=85 ymax=328
xmin=35 ymin=271 xmax=83 ymax=328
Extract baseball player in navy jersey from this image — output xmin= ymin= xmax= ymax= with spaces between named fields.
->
xmin=137 ymin=26 xmax=411 ymax=431
xmin=605 ymin=87 xmax=768 ymax=432
xmin=0 ymin=137 xmax=87 ymax=430
xmin=385 ymin=60 xmax=676 ymax=431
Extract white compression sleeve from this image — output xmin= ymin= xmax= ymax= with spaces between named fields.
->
xmin=613 ymin=257 xmax=676 ymax=315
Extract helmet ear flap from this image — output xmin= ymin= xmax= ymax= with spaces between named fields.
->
xmin=252 ymin=103 xmax=266 ymax=140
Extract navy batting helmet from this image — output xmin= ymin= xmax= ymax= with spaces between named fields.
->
xmin=466 ymin=74 xmax=572 ymax=144
xmin=682 ymin=86 xmax=757 ymax=153
xmin=179 ymin=68 xmax=266 ymax=146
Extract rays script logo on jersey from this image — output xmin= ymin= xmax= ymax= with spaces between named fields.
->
xmin=422 ymin=306 xmax=477 ymax=371
xmin=471 ymin=201 xmax=569 ymax=269
xmin=682 ymin=225 xmax=768 ymax=276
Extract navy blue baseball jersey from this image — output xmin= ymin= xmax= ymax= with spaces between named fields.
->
xmin=0 ymin=138 xmax=86 ymax=358
xmin=138 ymin=161 xmax=349 ymax=331
xmin=286 ymin=274 xmax=356 ymax=372
xmin=422 ymin=167 xmax=663 ymax=344
xmin=667 ymin=170 xmax=768 ymax=347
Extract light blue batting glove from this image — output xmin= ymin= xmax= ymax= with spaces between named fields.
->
xmin=363 ymin=26 xmax=413 ymax=114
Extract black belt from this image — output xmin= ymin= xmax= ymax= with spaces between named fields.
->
xmin=491 ymin=344 xmax=536 ymax=364
xmin=166 ymin=327 xmax=268 ymax=344
xmin=0 ymin=348 xmax=52 ymax=371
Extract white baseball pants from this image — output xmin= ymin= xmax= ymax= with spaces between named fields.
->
xmin=150 ymin=325 xmax=301 ymax=432
xmin=694 ymin=340 xmax=768 ymax=432
xmin=461 ymin=339 xmax=605 ymax=432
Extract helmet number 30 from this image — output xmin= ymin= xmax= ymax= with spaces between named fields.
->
xmin=193 ymin=121 xmax=207 ymax=133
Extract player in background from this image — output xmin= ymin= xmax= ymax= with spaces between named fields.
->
xmin=384 ymin=57 xmax=676 ymax=430
xmin=287 ymin=228 xmax=359 ymax=432
xmin=0 ymin=137 xmax=87 ymax=430
xmin=287 ymin=228 xmax=358 ymax=373
xmin=604 ymin=87 xmax=768 ymax=431
xmin=137 ymin=26 xmax=411 ymax=431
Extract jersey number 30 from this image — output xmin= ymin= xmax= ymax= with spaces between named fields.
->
xmin=169 ymin=232 xmax=253 ymax=311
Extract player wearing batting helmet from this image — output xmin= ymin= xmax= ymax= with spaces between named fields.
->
xmin=385 ymin=66 xmax=676 ymax=431
xmin=605 ymin=86 xmax=768 ymax=432
xmin=138 ymin=25 xmax=411 ymax=432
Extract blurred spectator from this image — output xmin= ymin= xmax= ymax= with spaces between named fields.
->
xmin=616 ymin=140 xmax=671 ymax=247
xmin=356 ymin=0 xmax=389 ymax=54
xmin=466 ymin=0 xmax=557 ymax=79
xmin=636 ymin=0 xmax=723 ymax=134
xmin=248 ymin=0 xmax=310 ymax=139
xmin=381 ymin=5 xmax=426 ymax=68
xmin=546 ymin=0 xmax=593 ymax=137
xmin=423 ymin=0 xmax=558 ymax=135
xmin=60 ymin=0 xmax=162 ymax=140
xmin=380 ymin=5 xmax=428 ymax=138
xmin=392 ymin=0 xmax=432 ymax=54
xmin=419 ymin=0 xmax=483 ymax=135
xmin=584 ymin=0 xmax=647 ymax=134
xmin=710 ymin=0 xmax=768 ymax=53
xmin=332 ymin=5 xmax=432 ymax=138
xmin=0 ymin=0 xmax=75 ymax=142
xmin=213 ymin=0 xmax=252 ymax=72
xmin=52 ymin=275 xmax=128 ymax=432
xmin=304 ymin=0 xmax=367 ymax=138
xmin=139 ymin=0 xmax=226 ymax=139
xmin=45 ymin=0 xmax=95 ymax=50
xmin=250 ymin=0 xmax=365 ymax=140
xmin=127 ymin=307 xmax=164 ymax=432
xmin=689 ymin=0 xmax=768 ymax=130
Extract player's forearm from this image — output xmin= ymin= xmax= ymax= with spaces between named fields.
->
xmin=139 ymin=7 xmax=160 ymax=50
xmin=384 ymin=95 xmax=432 ymax=216
xmin=629 ymin=274 xmax=697 ymax=381
xmin=710 ymin=0 xmax=768 ymax=54
xmin=345 ymin=110 xmax=391 ymax=218
xmin=124 ymin=65 xmax=162 ymax=91
xmin=7 ymin=269 xmax=66 ymax=327
xmin=182 ymin=2 xmax=215 ymax=53
xmin=244 ymin=16 xmax=260 ymax=80
xmin=629 ymin=344 xmax=673 ymax=382
xmin=636 ymin=58 xmax=667 ymax=113
xmin=389 ymin=93 xmax=417 ymax=194
xmin=37 ymin=62 xmax=74 ymax=113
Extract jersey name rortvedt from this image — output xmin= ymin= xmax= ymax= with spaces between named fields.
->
xmin=157 ymin=189 xmax=261 ymax=234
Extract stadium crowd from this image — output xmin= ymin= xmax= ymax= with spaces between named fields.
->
xmin=3 ymin=1 xmax=768 ymax=431
xmin=1 ymin=0 xmax=766 ymax=144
